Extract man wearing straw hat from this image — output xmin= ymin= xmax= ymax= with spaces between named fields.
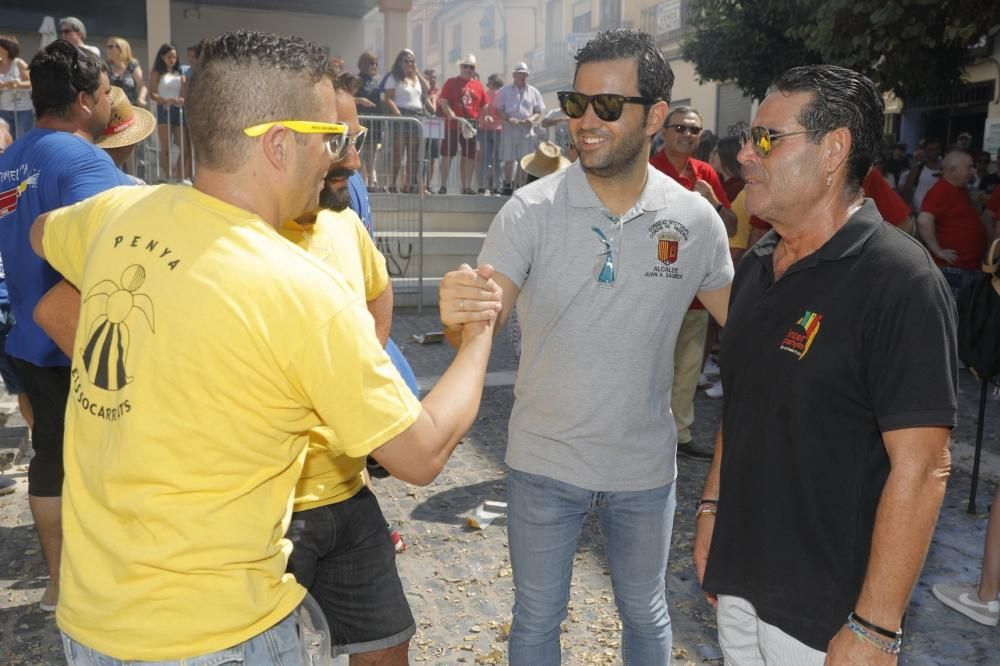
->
xmin=519 ymin=140 xmax=570 ymax=184
xmin=33 ymin=87 xmax=154 ymax=352
xmin=96 ymin=86 xmax=157 ymax=174
xmin=0 ymin=39 xmax=128 ymax=613
xmin=32 ymin=87 xmax=154 ymax=425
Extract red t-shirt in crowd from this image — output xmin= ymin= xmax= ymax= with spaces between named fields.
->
xmin=748 ymin=170 xmax=912 ymax=231
xmin=862 ymin=169 xmax=910 ymax=227
xmin=921 ymin=178 xmax=988 ymax=270
xmin=437 ymin=76 xmax=488 ymax=126
xmin=649 ymin=151 xmax=732 ymax=208
xmin=988 ymin=185 xmax=1000 ymax=218
xmin=649 ymin=151 xmax=730 ymax=309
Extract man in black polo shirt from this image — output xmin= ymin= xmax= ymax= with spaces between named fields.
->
xmin=694 ymin=65 xmax=957 ymax=664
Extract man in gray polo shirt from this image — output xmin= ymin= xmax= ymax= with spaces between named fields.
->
xmin=440 ymin=28 xmax=732 ymax=665
xmin=495 ymin=62 xmax=544 ymax=194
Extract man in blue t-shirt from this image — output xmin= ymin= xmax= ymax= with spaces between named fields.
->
xmin=348 ymin=162 xmax=420 ymax=397
xmin=0 ymin=40 xmax=129 ymax=611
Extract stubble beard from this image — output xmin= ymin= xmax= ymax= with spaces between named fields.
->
xmin=577 ymin=129 xmax=648 ymax=180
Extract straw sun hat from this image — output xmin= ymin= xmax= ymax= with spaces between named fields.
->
xmin=96 ymin=87 xmax=156 ymax=149
xmin=520 ymin=141 xmax=571 ymax=179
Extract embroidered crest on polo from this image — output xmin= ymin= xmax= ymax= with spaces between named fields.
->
xmin=779 ymin=310 xmax=823 ymax=360
xmin=644 ymin=219 xmax=689 ymax=279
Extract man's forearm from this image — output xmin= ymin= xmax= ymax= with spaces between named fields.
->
xmin=916 ymin=215 xmax=942 ymax=255
xmin=852 ymin=434 xmax=950 ymax=631
xmin=414 ymin=327 xmax=494 ymax=474
xmin=719 ymin=207 xmax=737 ymax=237
xmin=35 ymin=281 xmax=80 ymax=357
xmin=693 ymin=426 xmax=724 ymax=596
xmin=367 ymin=286 xmax=393 ymax=348
xmin=702 ymin=427 xmax=724 ymax=499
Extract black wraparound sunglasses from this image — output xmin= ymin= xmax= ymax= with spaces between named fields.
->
xmin=557 ymin=91 xmax=657 ymax=122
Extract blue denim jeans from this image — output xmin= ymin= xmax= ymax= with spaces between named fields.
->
xmin=506 ymin=468 xmax=676 ymax=665
xmin=61 ymin=610 xmax=307 ymax=665
xmin=477 ymin=129 xmax=501 ymax=190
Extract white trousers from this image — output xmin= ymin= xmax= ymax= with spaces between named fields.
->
xmin=717 ymin=595 xmax=826 ymax=665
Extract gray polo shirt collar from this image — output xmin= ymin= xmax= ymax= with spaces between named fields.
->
xmin=565 ymin=161 xmax=671 ymax=222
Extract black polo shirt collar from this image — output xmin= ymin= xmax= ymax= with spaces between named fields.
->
xmin=750 ymin=199 xmax=882 ymax=278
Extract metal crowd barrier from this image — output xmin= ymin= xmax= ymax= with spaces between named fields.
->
xmin=359 ymin=114 xmax=426 ymax=314
xmin=144 ymin=101 xmax=194 ymax=184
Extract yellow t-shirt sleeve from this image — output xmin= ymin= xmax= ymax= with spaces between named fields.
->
xmin=41 ymin=191 xmax=114 ymax=284
xmin=729 ymin=189 xmax=751 ymax=251
xmin=352 ymin=217 xmax=389 ymax=301
xmin=287 ymin=297 xmax=420 ymax=459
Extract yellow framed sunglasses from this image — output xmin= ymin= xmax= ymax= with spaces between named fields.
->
xmin=243 ymin=120 xmax=350 ymax=160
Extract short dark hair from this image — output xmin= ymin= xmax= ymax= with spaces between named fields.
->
xmin=30 ymin=40 xmax=107 ymax=119
xmin=574 ymin=28 xmax=674 ymax=105
xmin=187 ymin=31 xmax=332 ymax=172
xmin=770 ymin=64 xmax=884 ymax=193
xmin=714 ymin=136 xmax=743 ymax=179
xmin=0 ymin=34 xmax=20 ymax=59
xmin=664 ymin=105 xmax=701 ymax=127
xmin=694 ymin=130 xmax=717 ymax=161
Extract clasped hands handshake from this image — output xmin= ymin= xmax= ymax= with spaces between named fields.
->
xmin=439 ymin=263 xmax=504 ymax=342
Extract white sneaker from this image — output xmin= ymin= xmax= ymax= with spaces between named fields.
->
xmin=703 ymin=357 xmax=721 ymax=377
xmin=705 ymin=381 xmax=724 ymax=399
xmin=698 ymin=373 xmax=712 ymax=388
xmin=932 ymin=583 xmax=999 ymax=626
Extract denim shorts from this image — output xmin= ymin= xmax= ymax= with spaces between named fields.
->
xmin=286 ymin=485 xmax=415 ymax=655
xmin=62 ymin=610 xmax=308 ymax=665
xmin=156 ymin=104 xmax=185 ymax=126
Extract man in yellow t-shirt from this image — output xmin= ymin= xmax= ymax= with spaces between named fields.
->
xmin=29 ymin=32 xmax=502 ymax=663
xmin=279 ymin=74 xmax=418 ymax=664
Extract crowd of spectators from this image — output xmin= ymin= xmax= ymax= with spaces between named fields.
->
xmin=0 ymin=19 xmax=999 ymax=661
xmin=333 ymin=48 xmax=570 ymax=195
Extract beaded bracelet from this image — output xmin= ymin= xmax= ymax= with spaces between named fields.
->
xmin=846 ymin=614 xmax=902 ymax=656
xmin=695 ymin=499 xmax=718 ymax=519
xmin=849 ymin=611 xmax=900 ymax=640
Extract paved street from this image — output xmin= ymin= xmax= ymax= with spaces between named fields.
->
xmin=1 ymin=308 xmax=998 ymax=664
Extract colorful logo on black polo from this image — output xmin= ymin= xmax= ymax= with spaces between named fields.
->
xmin=779 ymin=310 xmax=823 ymax=360
xmin=81 ymin=264 xmax=156 ymax=390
